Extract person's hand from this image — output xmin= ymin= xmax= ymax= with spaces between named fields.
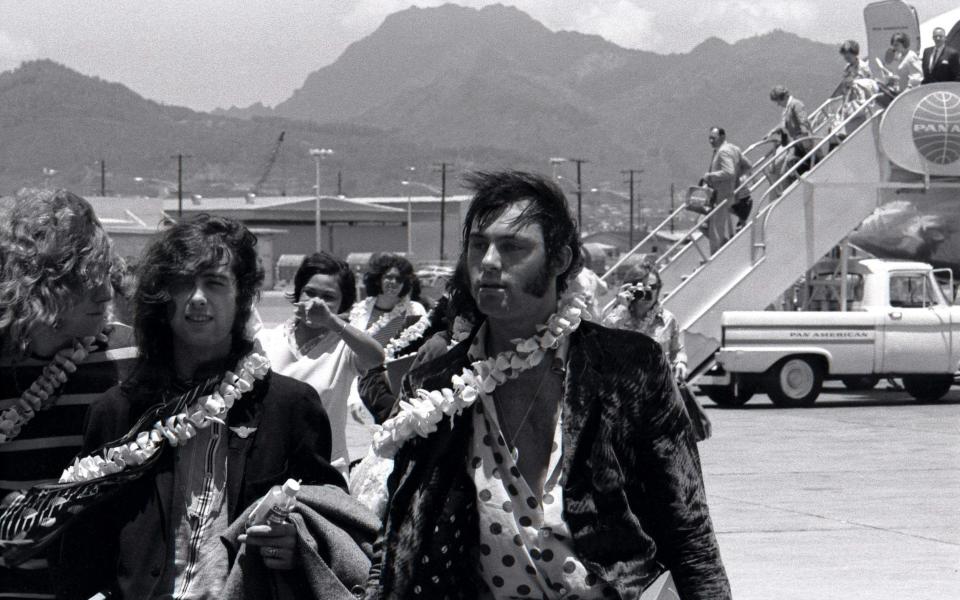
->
xmin=296 ymin=297 xmax=337 ymax=330
xmin=616 ymin=283 xmax=637 ymax=307
xmin=239 ymin=521 xmax=299 ymax=570
xmin=349 ymin=400 xmax=367 ymax=423
xmin=674 ymin=362 xmax=689 ymax=382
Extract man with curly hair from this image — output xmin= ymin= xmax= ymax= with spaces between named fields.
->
xmin=58 ymin=215 xmax=348 ymax=599
xmin=0 ymin=188 xmax=137 ymax=599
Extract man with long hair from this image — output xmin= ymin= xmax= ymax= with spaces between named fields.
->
xmin=0 ymin=188 xmax=137 ymax=599
xmin=59 ymin=215 xmax=345 ymax=599
xmin=364 ymin=171 xmax=730 ymax=599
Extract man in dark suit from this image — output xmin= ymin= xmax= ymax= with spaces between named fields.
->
xmin=922 ymin=27 xmax=960 ymax=84
xmin=363 ymin=171 xmax=730 ymax=600
xmin=58 ymin=215 xmax=345 ymax=599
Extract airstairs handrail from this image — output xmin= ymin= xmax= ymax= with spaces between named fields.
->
xmin=651 ymin=142 xmax=783 ymax=272
xmin=756 ymin=94 xmax=882 ymax=210
xmin=599 ymin=95 xmax=846 ymax=283
xmin=752 ymin=94 xmax=883 ymax=260
xmin=599 ymin=203 xmax=690 ymax=281
xmin=655 ymin=96 xmax=844 ymax=268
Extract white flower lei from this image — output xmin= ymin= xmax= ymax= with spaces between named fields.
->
xmin=383 ymin=312 xmax=432 ymax=360
xmin=371 ymin=294 xmax=588 ymax=458
xmin=0 ymin=335 xmax=101 ymax=444
xmin=348 ymin=297 xmax=410 ymax=337
xmin=59 ymin=352 xmax=271 ymax=483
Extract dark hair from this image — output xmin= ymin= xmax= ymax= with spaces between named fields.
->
xmin=890 ymin=32 xmax=910 ymax=49
xmin=624 ymin=261 xmax=661 ymax=289
xmin=449 ymin=170 xmax=583 ymax=317
xmin=710 ymin=127 xmax=726 ymax=137
xmin=363 ymin=253 xmax=415 ymax=298
xmin=126 ymin=214 xmax=263 ymax=392
xmin=287 ymin=252 xmax=356 ymax=313
xmin=769 ymin=85 xmax=790 ymax=102
xmin=445 ymin=259 xmax=480 ymax=326
xmin=839 ymin=40 xmax=860 ymax=56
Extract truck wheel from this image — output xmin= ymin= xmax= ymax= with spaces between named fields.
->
xmin=902 ymin=375 xmax=953 ymax=401
xmin=767 ymin=357 xmax=823 ymax=407
xmin=841 ymin=375 xmax=880 ymax=391
xmin=699 ymin=381 xmax=755 ymax=408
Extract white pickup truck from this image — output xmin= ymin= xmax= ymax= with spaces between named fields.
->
xmin=699 ymin=258 xmax=960 ymax=407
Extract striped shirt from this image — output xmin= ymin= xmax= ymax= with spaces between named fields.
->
xmin=0 ymin=325 xmax=137 ymax=600
xmin=165 ymin=421 xmax=230 ymax=599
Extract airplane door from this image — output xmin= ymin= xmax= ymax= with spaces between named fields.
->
xmin=863 ymin=1 xmax=920 ymax=78
xmin=881 ymin=271 xmax=953 ymax=373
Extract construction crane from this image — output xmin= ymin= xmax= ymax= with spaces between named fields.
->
xmin=252 ymin=131 xmax=285 ymax=196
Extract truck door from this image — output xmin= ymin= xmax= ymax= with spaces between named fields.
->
xmin=881 ymin=271 xmax=953 ymax=373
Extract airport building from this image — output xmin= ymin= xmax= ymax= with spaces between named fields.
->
xmin=75 ymin=193 xmax=470 ymax=289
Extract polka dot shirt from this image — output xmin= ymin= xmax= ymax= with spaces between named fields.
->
xmin=467 ymin=326 xmax=615 ymax=599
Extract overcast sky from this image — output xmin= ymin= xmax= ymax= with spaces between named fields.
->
xmin=0 ymin=1 xmax=956 ymax=111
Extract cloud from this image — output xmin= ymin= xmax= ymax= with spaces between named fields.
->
xmin=538 ymin=0 xmax=656 ymax=49
xmin=685 ymin=0 xmax=818 ymax=36
xmin=339 ymin=0 xmax=426 ymax=31
xmin=0 ymin=31 xmax=38 ymax=72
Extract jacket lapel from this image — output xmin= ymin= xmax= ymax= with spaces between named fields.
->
xmin=560 ymin=325 xmax=603 ymax=477
xmin=225 ymin=378 xmax=266 ymax=519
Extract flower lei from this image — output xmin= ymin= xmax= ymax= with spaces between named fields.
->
xmin=371 ymin=294 xmax=587 ymax=458
xmin=0 ymin=336 xmax=101 ymax=444
xmin=383 ymin=313 xmax=432 ymax=360
xmin=349 ymin=297 xmax=410 ymax=337
xmin=59 ymin=352 xmax=271 ymax=483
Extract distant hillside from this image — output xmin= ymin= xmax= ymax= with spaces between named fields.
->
xmin=268 ymin=4 xmax=841 ymax=200
xmin=0 ymin=3 xmax=846 ymax=219
xmin=0 ymin=60 xmax=529 ymax=197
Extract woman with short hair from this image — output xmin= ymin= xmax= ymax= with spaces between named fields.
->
xmin=884 ymin=32 xmax=923 ymax=92
xmin=256 ymin=252 xmax=383 ymax=473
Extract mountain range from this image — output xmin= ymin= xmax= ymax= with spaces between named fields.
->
xmin=0 ymin=3 xmax=844 ymax=212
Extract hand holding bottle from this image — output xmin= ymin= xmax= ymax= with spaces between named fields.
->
xmin=239 ymin=479 xmax=300 ymax=570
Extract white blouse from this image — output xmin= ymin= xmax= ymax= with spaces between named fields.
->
xmin=257 ymin=321 xmax=360 ymax=473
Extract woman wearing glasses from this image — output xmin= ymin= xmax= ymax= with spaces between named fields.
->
xmin=602 ymin=262 xmax=687 ymax=381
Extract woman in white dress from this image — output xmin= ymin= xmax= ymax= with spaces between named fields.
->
xmin=257 ymin=252 xmax=383 ymax=474
xmin=883 ymin=32 xmax=923 ymax=93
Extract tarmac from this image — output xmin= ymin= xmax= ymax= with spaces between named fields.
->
xmin=343 ymin=385 xmax=960 ymax=599
xmin=258 ymin=292 xmax=960 ymax=598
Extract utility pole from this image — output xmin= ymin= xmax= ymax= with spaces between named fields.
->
xmin=171 ymin=153 xmax=192 ymax=219
xmin=434 ymin=162 xmax=452 ymax=261
xmin=568 ymin=158 xmax=589 ymax=230
xmin=100 ymin=159 xmax=106 ymax=197
xmin=337 ymin=169 xmax=342 ymax=196
xmin=622 ymin=168 xmax=643 ymax=249
xmin=309 ymin=148 xmax=334 ymax=252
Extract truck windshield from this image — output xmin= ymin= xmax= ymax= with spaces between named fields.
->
xmin=889 ymin=273 xmax=943 ymax=308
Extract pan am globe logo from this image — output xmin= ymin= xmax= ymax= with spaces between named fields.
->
xmin=912 ymin=91 xmax=960 ymax=165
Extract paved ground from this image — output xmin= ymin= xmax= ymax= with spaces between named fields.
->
xmin=255 ymin=293 xmax=960 ymax=598
xmin=698 ymin=385 xmax=959 ymax=599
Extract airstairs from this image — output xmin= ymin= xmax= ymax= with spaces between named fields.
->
xmin=602 ymin=94 xmax=888 ymax=376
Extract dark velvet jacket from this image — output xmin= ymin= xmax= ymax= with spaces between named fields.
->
xmin=363 ymin=321 xmax=731 ymax=600
xmin=55 ymin=371 xmax=346 ymax=600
